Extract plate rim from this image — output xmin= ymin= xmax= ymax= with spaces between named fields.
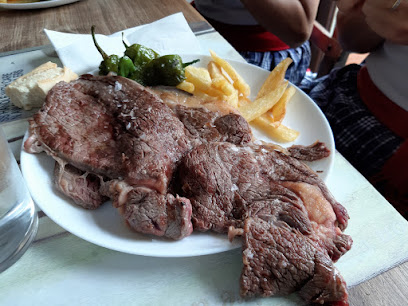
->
xmin=0 ymin=0 xmax=80 ymax=10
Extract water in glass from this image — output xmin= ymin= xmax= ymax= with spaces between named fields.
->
xmin=0 ymin=127 xmax=38 ymax=273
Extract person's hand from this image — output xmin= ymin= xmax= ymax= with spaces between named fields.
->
xmin=362 ymin=0 xmax=408 ymax=44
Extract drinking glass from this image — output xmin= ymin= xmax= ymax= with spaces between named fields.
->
xmin=0 ymin=126 xmax=38 ymax=273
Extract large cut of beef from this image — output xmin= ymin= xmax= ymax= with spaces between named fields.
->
xmin=178 ymin=142 xmax=351 ymax=259
xmin=24 ymin=74 xmax=252 ymax=239
xmin=240 ymin=217 xmax=349 ymax=305
xmin=24 ymin=75 xmax=351 ymax=305
xmin=177 ymin=143 xmax=352 ymax=304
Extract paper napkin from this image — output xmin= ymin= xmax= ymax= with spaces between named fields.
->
xmin=44 ymin=12 xmax=203 ymax=75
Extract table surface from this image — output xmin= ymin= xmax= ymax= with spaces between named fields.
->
xmin=1 ymin=0 xmax=408 ymax=305
xmin=0 ymin=0 xmax=204 ymax=53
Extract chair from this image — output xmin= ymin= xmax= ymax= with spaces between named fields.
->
xmin=309 ymin=2 xmax=348 ymax=77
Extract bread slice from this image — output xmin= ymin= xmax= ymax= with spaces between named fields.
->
xmin=5 ymin=61 xmax=78 ymax=110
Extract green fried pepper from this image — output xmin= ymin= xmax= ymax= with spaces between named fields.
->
xmin=91 ymin=26 xmax=200 ymax=86
xmin=123 ymin=40 xmax=159 ymax=67
xmin=118 ymin=55 xmax=137 ymax=78
xmin=143 ymin=55 xmax=199 ymax=86
xmin=128 ymin=65 xmax=145 ymax=85
xmin=91 ymin=26 xmax=119 ymax=75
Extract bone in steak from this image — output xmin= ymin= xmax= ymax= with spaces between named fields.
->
xmin=24 ymin=75 xmax=253 ymax=239
xmin=24 ymin=75 xmax=351 ymax=304
xmin=25 ymin=75 xmax=193 ymax=239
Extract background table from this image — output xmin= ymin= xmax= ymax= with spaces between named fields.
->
xmin=0 ymin=0 xmax=206 ymax=53
xmin=1 ymin=0 xmax=408 ymax=305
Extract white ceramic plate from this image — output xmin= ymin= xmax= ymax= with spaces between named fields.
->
xmin=0 ymin=0 xmax=80 ymax=10
xmin=20 ymin=55 xmax=335 ymax=257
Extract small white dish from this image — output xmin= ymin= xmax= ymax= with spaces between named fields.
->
xmin=0 ymin=0 xmax=80 ymax=10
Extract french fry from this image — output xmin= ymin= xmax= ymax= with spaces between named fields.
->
xmin=208 ymin=61 xmax=236 ymax=96
xmin=238 ymin=80 xmax=288 ymax=122
xmin=176 ymin=81 xmax=195 ymax=94
xmin=197 ymin=86 xmax=226 ymax=99
xmin=224 ymin=88 xmax=239 ymax=108
xmin=184 ymin=54 xmax=299 ymax=142
xmin=207 ymin=61 xmax=222 ymax=77
xmin=212 ymin=77 xmax=235 ymax=95
xmin=238 ymin=95 xmax=252 ymax=108
xmin=267 ymin=85 xmax=296 ymax=127
xmin=252 ymin=115 xmax=299 ymax=143
xmin=209 ymin=50 xmax=250 ymax=97
xmin=185 ymin=66 xmax=212 ymax=92
xmin=255 ymin=58 xmax=293 ymax=100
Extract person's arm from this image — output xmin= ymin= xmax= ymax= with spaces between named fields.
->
xmin=336 ymin=0 xmax=408 ymax=52
xmin=336 ymin=11 xmax=384 ymax=52
xmin=335 ymin=0 xmax=384 ymax=52
xmin=362 ymin=0 xmax=408 ymax=45
xmin=240 ymin=0 xmax=320 ymax=48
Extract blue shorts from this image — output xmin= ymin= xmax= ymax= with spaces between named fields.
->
xmin=239 ymin=41 xmax=311 ymax=86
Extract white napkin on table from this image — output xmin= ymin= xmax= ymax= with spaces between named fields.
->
xmin=44 ymin=12 xmax=203 ymax=75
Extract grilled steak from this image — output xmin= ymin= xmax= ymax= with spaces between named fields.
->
xmin=179 ymin=142 xmax=349 ymax=233
xmin=152 ymin=86 xmax=252 ymax=146
xmin=240 ymin=217 xmax=349 ymax=305
xmin=173 ymin=105 xmax=252 ymax=145
xmin=54 ymin=162 xmax=108 ymax=210
xmin=287 ymin=140 xmax=331 ymax=161
xmin=178 ymin=142 xmax=351 ymax=303
xmin=67 ymin=74 xmax=192 ymax=194
xmin=24 ymin=75 xmax=253 ymax=240
xmin=101 ymin=179 xmax=193 ymax=239
xmin=24 ymin=74 xmax=351 ymax=304
xmin=24 ymin=79 xmax=123 ymax=178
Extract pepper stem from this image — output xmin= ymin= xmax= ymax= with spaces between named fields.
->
xmin=91 ymin=25 xmax=108 ymax=60
xmin=182 ymin=59 xmax=200 ymax=68
xmin=122 ymin=32 xmax=129 ymax=49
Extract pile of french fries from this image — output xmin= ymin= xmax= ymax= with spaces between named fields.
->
xmin=176 ymin=50 xmax=299 ymax=143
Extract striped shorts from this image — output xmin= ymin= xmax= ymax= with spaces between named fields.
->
xmin=239 ymin=41 xmax=311 ymax=86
